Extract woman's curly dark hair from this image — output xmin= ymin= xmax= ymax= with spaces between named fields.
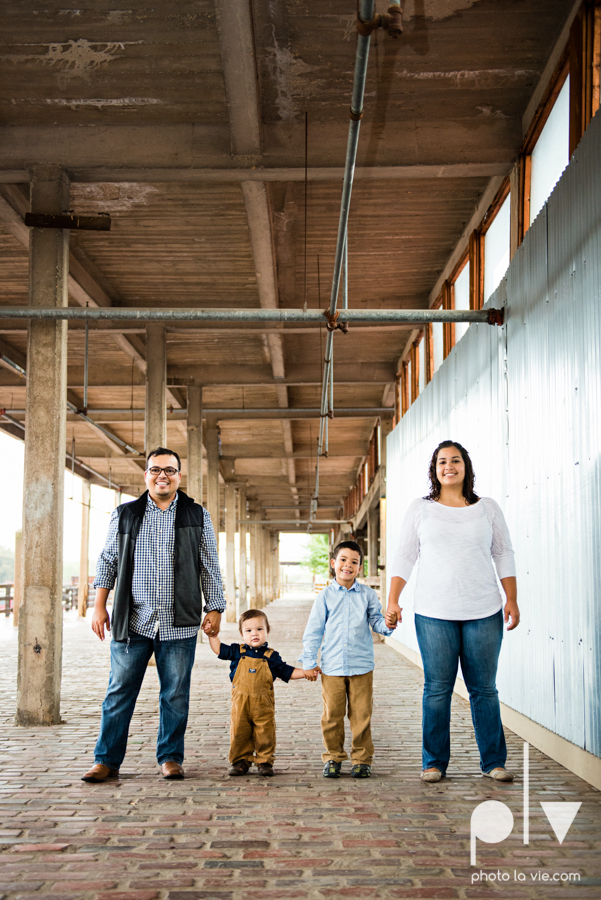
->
xmin=424 ymin=440 xmax=479 ymax=504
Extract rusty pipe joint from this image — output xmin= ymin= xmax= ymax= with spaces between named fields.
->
xmin=382 ymin=3 xmax=403 ymax=38
xmin=357 ymin=2 xmax=403 ymax=38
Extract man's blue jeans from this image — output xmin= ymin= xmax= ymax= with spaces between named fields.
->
xmin=414 ymin=611 xmax=506 ymax=775
xmin=94 ymin=630 xmax=197 ymax=769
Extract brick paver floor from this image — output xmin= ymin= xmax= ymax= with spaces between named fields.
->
xmin=1 ymin=592 xmax=600 ymax=900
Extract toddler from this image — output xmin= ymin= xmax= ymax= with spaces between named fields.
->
xmin=209 ymin=608 xmax=319 ymax=776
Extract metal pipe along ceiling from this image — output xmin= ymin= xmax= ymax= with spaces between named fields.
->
xmin=0 ymin=307 xmax=501 ymax=324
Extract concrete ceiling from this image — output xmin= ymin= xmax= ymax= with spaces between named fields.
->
xmin=0 ymin=0 xmax=572 ymax=526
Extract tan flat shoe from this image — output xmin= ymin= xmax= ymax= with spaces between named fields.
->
xmin=421 ymin=767 xmax=442 ymax=783
xmin=484 ymin=767 xmax=514 ymax=782
xmin=81 ymin=763 xmax=119 ymax=783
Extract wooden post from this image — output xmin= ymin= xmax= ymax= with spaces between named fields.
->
xmin=78 ymin=480 xmax=91 ymax=617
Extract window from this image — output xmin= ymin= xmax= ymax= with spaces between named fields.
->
xmin=454 ymin=262 xmax=470 ymax=342
xmin=418 ymin=334 xmax=426 ymax=394
xmin=530 ymin=76 xmax=570 ymax=224
xmin=484 ymin=194 xmax=511 ymax=301
xmin=432 ymin=321 xmax=443 ymax=374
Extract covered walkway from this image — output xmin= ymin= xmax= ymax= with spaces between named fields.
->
xmin=1 ymin=593 xmax=599 ymax=900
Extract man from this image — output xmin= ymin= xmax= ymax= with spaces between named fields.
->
xmin=81 ymin=447 xmax=225 ymax=782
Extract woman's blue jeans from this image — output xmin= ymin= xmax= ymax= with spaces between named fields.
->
xmin=94 ymin=630 xmax=197 ymax=769
xmin=414 ymin=611 xmax=506 ymax=775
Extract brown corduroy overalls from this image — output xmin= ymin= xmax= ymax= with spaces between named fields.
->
xmin=229 ymin=645 xmax=277 ymax=766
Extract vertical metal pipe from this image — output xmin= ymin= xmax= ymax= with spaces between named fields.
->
xmin=83 ymin=312 xmax=89 ymax=412
xmin=313 ymin=1 xmax=375 ymax=517
xmin=343 ymin=230 xmax=348 ymax=310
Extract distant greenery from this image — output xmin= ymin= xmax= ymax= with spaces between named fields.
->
xmin=300 ymin=533 xmax=330 ymax=578
xmin=0 ymin=546 xmax=14 ymax=583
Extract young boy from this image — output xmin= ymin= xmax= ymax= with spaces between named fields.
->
xmin=209 ymin=609 xmax=319 ymax=777
xmin=300 ymin=540 xmax=393 ymax=778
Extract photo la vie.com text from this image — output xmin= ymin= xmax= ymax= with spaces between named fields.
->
xmin=469 ymin=742 xmax=583 ymax=880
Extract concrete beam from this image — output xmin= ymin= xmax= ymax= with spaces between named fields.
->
xmin=214 ymin=0 xmax=261 ymax=156
xmin=16 ymin=166 xmax=69 ymax=727
xmin=0 ymin=161 xmax=511 ymax=184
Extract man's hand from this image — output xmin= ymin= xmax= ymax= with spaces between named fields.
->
xmin=385 ymin=603 xmax=402 ymax=628
xmin=92 ymin=607 xmax=111 ymax=641
xmin=91 ymin=588 xmax=111 ymax=641
xmin=202 ymin=611 xmax=222 ymax=637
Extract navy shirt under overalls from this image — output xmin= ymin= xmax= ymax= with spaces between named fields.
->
xmin=218 ymin=642 xmax=295 ymax=683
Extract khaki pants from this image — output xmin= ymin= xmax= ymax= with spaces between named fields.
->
xmin=320 ymin=671 xmax=374 ymax=765
xmin=229 ymin=649 xmax=276 ymax=766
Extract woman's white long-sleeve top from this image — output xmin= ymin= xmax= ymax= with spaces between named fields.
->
xmin=390 ymin=497 xmax=516 ymax=620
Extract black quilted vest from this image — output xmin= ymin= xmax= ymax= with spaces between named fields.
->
xmin=110 ymin=490 xmax=205 ymax=641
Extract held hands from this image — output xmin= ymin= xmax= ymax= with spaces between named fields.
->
xmin=385 ymin=604 xmax=402 ymax=628
xmin=304 ymin=666 xmax=322 ymax=682
xmin=202 ymin=611 xmax=222 ymax=637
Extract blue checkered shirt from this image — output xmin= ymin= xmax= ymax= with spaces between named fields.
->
xmin=93 ymin=494 xmax=225 ymax=640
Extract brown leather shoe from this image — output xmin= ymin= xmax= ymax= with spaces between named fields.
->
xmin=228 ymin=760 xmax=250 ymax=776
xmin=160 ymin=761 xmax=184 ymax=779
xmin=81 ymin=763 xmax=119 ymax=783
xmin=257 ymin=763 xmax=274 ymax=777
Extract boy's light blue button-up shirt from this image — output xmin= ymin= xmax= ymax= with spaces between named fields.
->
xmin=300 ymin=579 xmax=393 ymax=676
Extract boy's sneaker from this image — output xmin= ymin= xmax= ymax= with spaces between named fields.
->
xmin=351 ymin=764 xmax=371 ymax=778
xmin=323 ymin=760 xmax=342 ymax=778
xmin=257 ymin=763 xmax=274 ymax=777
xmin=228 ymin=760 xmax=250 ymax=776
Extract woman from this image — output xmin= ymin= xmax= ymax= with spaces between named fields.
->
xmin=385 ymin=440 xmax=520 ymax=783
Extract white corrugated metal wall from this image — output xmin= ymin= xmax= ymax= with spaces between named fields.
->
xmin=386 ymin=108 xmax=601 ymax=758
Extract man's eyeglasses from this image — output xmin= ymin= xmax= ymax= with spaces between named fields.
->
xmin=146 ymin=466 xmax=179 ymax=476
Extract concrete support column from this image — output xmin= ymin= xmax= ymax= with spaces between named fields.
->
xmin=13 ymin=530 xmax=22 ymax=629
xmin=16 ymin=166 xmax=69 ymax=726
xmin=78 ymin=480 xmax=91 ymax=617
xmin=205 ymin=416 xmax=220 ymax=531
xmin=274 ymin=531 xmax=281 ymax=600
xmin=256 ymin=526 xmax=265 ymax=608
xmin=265 ymin=531 xmax=274 ymax=604
xmin=379 ymin=418 xmax=393 ymax=600
xmin=367 ymin=502 xmax=379 ymax=580
xmin=248 ymin=508 xmax=258 ymax=608
xmin=238 ymin=484 xmax=247 ymax=615
xmin=187 ymin=385 xmax=203 ymax=503
xmin=145 ymin=324 xmax=166 ymax=453
xmin=225 ymin=482 xmax=237 ymax=623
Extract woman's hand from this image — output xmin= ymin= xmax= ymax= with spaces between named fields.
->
xmin=500 ymin=576 xmax=519 ymax=630
xmin=385 ymin=604 xmax=402 ymax=628
xmin=386 ymin=576 xmax=406 ymax=628
xmin=504 ymin=599 xmax=520 ymax=630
